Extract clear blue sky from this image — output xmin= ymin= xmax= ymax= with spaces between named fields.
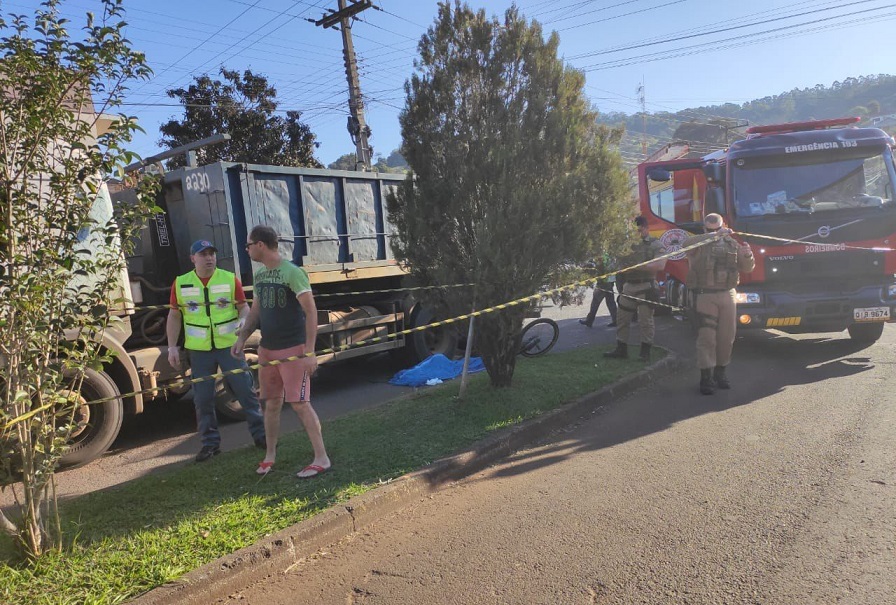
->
xmin=7 ymin=0 xmax=896 ymax=167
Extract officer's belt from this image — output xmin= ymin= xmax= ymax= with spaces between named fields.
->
xmin=692 ymin=287 xmax=731 ymax=294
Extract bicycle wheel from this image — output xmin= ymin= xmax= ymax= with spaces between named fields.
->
xmin=519 ymin=317 xmax=560 ymax=357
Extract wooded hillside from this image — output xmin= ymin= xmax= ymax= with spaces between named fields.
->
xmin=600 ymin=73 xmax=896 ymax=169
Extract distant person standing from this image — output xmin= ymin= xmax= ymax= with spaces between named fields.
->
xmin=604 ymin=216 xmax=666 ymax=361
xmin=579 ymin=255 xmax=618 ymax=328
xmin=232 ymin=225 xmax=331 ymax=479
xmin=683 ymin=213 xmax=755 ymax=395
xmin=166 ymin=240 xmax=266 ymax=462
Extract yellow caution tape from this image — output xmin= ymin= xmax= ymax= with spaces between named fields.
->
xmin=3 ymin=235 xmax=726 ymax=428
xmin=127 ymin=283 xmax=474 ymax=312
xmin=10 ymin=229 xmax=893 ymax=429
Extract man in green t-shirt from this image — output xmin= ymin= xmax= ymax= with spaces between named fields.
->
xmin=232 ymin=225 xmax=331 ymax=479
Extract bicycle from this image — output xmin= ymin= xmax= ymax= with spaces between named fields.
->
xmin=518 ymin=316 xmax=560 ymax=357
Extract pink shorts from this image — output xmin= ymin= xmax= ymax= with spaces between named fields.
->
xmin=258 ymin=344 xmax=311 ymax=402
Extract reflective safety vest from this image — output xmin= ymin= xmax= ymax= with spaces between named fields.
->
xmin=175 ymin=269 xmax=240 ymax=351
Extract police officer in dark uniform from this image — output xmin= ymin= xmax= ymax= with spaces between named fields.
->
xmin=579 ymin=254 xmax=618 ymax=328
xmin=604 ymin=216 xmax=666 ymax=361
xmin=683 ymin=213 xmax=756 ymax=394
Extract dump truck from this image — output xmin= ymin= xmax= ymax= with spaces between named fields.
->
xmin=637 ymin=117 xmax=896 ymax=341
xmin=65 ymin=162 xmax=456 ymax=468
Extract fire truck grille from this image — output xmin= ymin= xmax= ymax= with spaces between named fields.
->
xmin=763 ymin=249 xmax=885 ymax=290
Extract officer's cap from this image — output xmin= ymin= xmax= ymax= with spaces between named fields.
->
xmin=190 ymin=240 xmax=217 ymax=255
xmin=703 ymin=213 xmax=723 ymax=229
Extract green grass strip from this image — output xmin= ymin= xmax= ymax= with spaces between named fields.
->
xmin=0 ymin=344 xmax=659 ymax=605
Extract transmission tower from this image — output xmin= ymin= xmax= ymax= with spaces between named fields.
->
xmin=637 ymin=80 xmax=647 ymax=159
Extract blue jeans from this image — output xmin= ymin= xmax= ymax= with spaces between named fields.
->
xmin=189 ymin=348 xmax=265 ymax=448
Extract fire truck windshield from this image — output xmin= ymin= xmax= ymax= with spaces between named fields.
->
xmin=732 ymin=148 xmax=895 ymax=218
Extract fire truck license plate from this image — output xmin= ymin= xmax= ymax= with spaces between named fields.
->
xmin=853 ymin=307 xmax=890 ymax=322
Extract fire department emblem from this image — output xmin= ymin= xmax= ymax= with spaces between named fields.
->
xmin=660 ymin=228 xmax=689 ymax=261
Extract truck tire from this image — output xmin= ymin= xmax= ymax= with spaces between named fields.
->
xmin=59 ymin=368 xmax=124 ymax=469
xmin=214 ymin=352 xmax=259 ymax=422
xmin=665 ymin=278 xmax=679 ymax=308
xmin=847 ymin=322 xmax=884 ymax=343
xmin=402 ymin=304 xmax=460 ymax=364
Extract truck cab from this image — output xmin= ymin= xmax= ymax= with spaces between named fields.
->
xmin=638 ymin=117 xmax=896 ymax=342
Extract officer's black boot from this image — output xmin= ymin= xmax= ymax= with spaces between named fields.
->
xmin=604 ymin=341 xmax=628 ymax=359
xmin=638 ymin=342 xmax=651 ymax=361
xmin=713 ymin=365 xmax=730 ymax=389
xmin=699 ymin=368 xmax=716 ymax=395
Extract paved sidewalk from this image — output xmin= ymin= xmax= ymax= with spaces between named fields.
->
xmin=130 ymin=339 xmax=687 ymax=605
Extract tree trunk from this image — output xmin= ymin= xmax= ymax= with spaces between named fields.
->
xmin=479 ymin=311 xmax=523 ymax=388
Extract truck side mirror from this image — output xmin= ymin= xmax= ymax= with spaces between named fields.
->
xmin=646 ymin=168 xmax=672 ymax=182
xmin=706 ymin=187 xmax=725 ymax=214
xmin=703 ymin=163 xmax=724 ymax=183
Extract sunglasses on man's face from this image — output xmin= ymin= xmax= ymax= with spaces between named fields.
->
xmin=245 ymin=241 xmax=258 ymax=251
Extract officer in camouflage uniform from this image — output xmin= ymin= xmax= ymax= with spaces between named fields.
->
xmin=683 ymin=213 xmax=756 ymax=395
xmin=604 ymin=216 xmax=667 ymax=361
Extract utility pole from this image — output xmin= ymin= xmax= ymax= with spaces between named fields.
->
xmin=722 ymin=119 xmax=750 ymax=146
xmin=313 ymin=1 xmax=374 ymax=171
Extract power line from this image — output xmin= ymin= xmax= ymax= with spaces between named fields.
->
xmin=184 ymin=1 xmax=329 ymax=81
xmin=370 ymin=2 xmax=429 ymax=29
xmin=128 ymin=0 xmax=266 ymax=95
xmin=532 ymin=0 xmax=642 ymax=20
xmin=571 ymin=0 xmax=886 ymax=59
xmin=552 ymin=0 xmax=689 ymax=31
xmin=581 ymin=6 xmax=896 ymax=71
xmin=567 ymin=0 xmax=834 ymax=57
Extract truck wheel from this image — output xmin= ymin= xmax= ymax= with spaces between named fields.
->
xmin=214 ymin=352 xmax=259 ymax=421
xmin=59 ymin=368 xmax=124 ymax=469
xmin=677 ymin=283 xmax=688 ymax=313
xmin=847 ymin=323 xmax=884 ymax=343
xmin=666 ymin=278 xmax=679 ymax=308
xmin=404 ymin=304 xmax=460 ymax=364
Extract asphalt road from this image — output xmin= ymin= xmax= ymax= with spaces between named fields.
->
xmin=1 ymin=299 xmax=623 ymax=505
xmin=216 ymin=320 xmax=896 ymax=604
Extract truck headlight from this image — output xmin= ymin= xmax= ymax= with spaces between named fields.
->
xmin=888 ymin=284 xmax=896 ymax=298
xmin=735 ymin=292 xmax=761 ymax=304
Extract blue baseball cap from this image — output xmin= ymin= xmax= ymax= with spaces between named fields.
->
xmin=190 ymin=240 xmax=217 ymax=255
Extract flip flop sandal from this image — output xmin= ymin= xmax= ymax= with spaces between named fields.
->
xmin=296 ymin=464 xmax=331 ymax=479
xmin=256 ymin=461 xmax=274 ymax=475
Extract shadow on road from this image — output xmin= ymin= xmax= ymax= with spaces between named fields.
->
xmin=482 ymin=321 xmax=879 ymax=482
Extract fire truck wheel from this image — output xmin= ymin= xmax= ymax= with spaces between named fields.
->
xmin=847 ymin=322 xmax=884 ymax=343
xmin=214 ymin=352 xmax=259 ymax=421
xmin=59 ymin=368 xmax=124 ymax=469
xmin=666 ymin=278 xmax=679 ymax=308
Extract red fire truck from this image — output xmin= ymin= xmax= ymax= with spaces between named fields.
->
xmin=637 ymin=117 xmax=896 ymax=342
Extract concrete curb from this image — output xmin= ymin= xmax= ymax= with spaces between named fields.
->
xmin=129 ymin=351 xmax=687 ymax=605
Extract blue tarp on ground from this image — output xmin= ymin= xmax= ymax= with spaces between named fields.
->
xmin=389 ymin=353 xmax=486 ymax=387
